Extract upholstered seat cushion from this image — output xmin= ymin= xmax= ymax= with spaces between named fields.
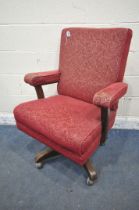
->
xmin=14 ymin=95 xmax=102 ymax=156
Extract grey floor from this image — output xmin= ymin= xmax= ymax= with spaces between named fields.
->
xmin=0 ymin=125 xmax=139 ymax=210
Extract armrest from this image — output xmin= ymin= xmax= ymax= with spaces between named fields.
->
xmin=93 ymin=82 xmax=128 ymax=108
xmin=24 ymin=70 xmax=61 ymax=86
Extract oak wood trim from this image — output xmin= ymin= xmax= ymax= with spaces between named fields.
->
xmin=35 ymin=85 xmax=44 ymax=99
xmin=84 ymin=159 xmax=97 ymax=180
xmin=35 ymin=147 xmax=60 ymax=163
xmin=100 ymin=107 xmax=110 ymax=145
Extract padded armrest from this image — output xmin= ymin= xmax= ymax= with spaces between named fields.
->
xmin=93 ymin=82 xmax=128 ymax=108
xmin=24 ymin=70 xmax=61 ymax=86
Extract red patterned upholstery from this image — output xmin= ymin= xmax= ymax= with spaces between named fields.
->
xmin=58 ymin=28 xmax=132 ymax=103
xmin=13 ymin=28 xmax=132 ymax=166
xmin=14 ymin=95 xmax=102 ymax=164
xmin=16 ymin=121 xmax=100 ymax=165
xmin=14 ymin=95 xmax=117 ymax=164
xmin=93 ymin=82 xmax=128 ymax=108
xmin=24 ymin=70 xmax=60 ymax=86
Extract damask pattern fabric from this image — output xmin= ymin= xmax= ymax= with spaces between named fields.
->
xmin=16 ymin=121 xmax=100 ymax=165
xmin=93 ymin=82 xmax=128 ymax=108
xmin=24 ymin=70 xmax=60 ymax=86
xmin=14 ymin=95 xmax=101 ymax=156
xmin=13 ymin=28 xmax=132 ymax=165
xmin=58 ymin=28 xmax=132 ymax=103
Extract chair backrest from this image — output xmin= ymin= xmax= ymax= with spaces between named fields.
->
xmin=58 ymin=28 xmax=132 ymax=103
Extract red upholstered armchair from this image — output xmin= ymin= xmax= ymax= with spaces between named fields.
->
xmin=14 ymin=28 xmax=132 ymax=185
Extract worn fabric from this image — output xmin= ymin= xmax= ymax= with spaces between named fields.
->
xmin=24 ymin=70 xmax=60 ymax=86
xmin=13 ymin=28 xmax=132 ymax=165
xmin=14 ymin=95 xmax=101 ymax=156
xmin=93 ymin=82 xmax=128 ymax=108
xmin=16 ymin=121 xmax=100 ymax=165
xmin=58 ymin=28 xmax=132 ymax=103
xmin=14 ymin=95 xmax=117 ymax=164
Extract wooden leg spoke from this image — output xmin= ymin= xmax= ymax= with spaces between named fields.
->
xmin=84 ymin=159 xmax=97 ymax=186
xmin=35 ymin=147 xmax=60 ymax=164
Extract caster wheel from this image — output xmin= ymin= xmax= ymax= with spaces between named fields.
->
xmin=35 ymin=162 xmax=43 ymax=169
xmin=86 ymin=177 xmax=94 ymax=186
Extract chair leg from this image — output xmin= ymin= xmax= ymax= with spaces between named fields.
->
xmin=35 ymin=147 xmax=60 ymax=169
xmin=84 ymin=159 xmax=97 ymax=186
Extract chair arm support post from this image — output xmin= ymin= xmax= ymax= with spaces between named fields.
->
xmin=100 ymin=107 xmax=110 ymax=145
xmin=35 ymin=85 xmax=45 ymax=99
